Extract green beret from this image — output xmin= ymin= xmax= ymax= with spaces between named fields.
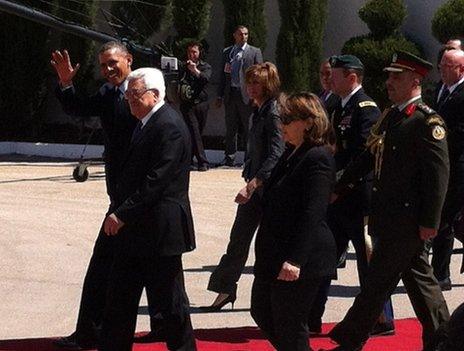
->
xmin=329 ymin=55 xmax=364 ymax=70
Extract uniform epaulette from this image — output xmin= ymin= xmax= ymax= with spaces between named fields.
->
xmin=426 ymin=116 xmax=445 ymax=126
xmin=359 ymin=101 xmax=377 ymax=108
xmin=416 ymin=103 xmax=435 ymax=115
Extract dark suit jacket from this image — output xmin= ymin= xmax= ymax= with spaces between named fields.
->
xmin=217 ymin=44 xmax=263 ymax=104
xmin=242 ymin=98 xmax=285 ymax=182
xmin=55 ymin=83 xmax=137 ymax=203
xmin=319 ymin=90 xmax=340 ymax=117
xmin=433 ymin=82 xmax=464 ymax=163
xmin=433 ymin=82 xmax=464 ymax=222
xmin=254 ymin=143 xmax=337 ymax=280
xmin=113 ymin=103 xmax=195 ymax=257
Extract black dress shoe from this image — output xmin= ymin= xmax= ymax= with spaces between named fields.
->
xmin=438 ymin=277 xmax=452 ymax=291
xmin=222 ymin=156 xmax=235 ymax=167
xmin=133 ymin=328 xmax=165 ymax=343
xmin=198 ymin=164 xmax=209 ymax=172
xmin=308 ymin=324 xmax=322 ymax=335
xmin=370 ymin=321 xmax=395 ymax=336
xmin=53 ymin=332 xmax=98 ymax=350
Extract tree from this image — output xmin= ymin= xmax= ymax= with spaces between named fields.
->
xmin=0 ymin=0 xmax=53 ymax=140
xmin=110 ymin=0 xmax=172 ymax=45
xmin=172 ymin=0 xmax=212 ymax=57
xmin=342 ymin=0 xmax=420 ymax=107
xmin=222 ymin=0 xmax=266 ymax=50
xmin=54 ymin=0 xmax=98 ymax=93
xmin=432 ymin=0 xmax=464 ymax=44
xmin=276 ymin=0 xmax=328 ymax=92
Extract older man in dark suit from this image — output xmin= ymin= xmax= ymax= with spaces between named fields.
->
xmin=431 ymin=48 xmax=464 ymax=291
xmin=216 ymin=25 xmax=263 ymax=166
xmin=99 ymin=67 xmax=196 ymax=351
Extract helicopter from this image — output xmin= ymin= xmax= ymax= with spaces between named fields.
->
xmin=0 ymin=0 xmax=180 ymax=181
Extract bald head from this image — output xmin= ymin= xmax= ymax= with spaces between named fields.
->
xmin=440 ymin=49 xmax=464 ymax=86
xmin=446 ymin=39 xmax=462 ymax=50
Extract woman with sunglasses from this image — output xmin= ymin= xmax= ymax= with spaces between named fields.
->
xmin=201 ymin=62 xmax=285 ymax=311
xmin=250 ymin=92 xmax=337 ymax=351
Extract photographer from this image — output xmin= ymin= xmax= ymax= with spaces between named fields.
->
xmin=179 ymin=42 xmax=212 ymax=171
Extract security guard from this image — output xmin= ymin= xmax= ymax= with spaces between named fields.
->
xmin=323 ymin=51 xmax=451 ymax=351
xmin=309 ymin=55 xmax=394 ymax=335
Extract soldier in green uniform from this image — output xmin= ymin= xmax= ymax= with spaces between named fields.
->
xmin=321 ymin=51 xmax=451 ymax=351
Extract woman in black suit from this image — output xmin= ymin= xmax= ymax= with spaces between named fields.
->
xmin=202 ymin=62 xmax=285 ymax=310
xmin=251 ymin=92 xmax=337 ymax=351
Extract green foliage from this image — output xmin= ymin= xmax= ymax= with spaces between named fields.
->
xmin=343 ymin=35 xmax=420 ymax=107
xmin=432 ymin=0 xmax=464 ymax=43
xmin=359 ymin=0 xmax=406 ymax=39
xmin=342 ymin=0 xmax=420 ymax=108
xmin=172 ymin=0 xmax=212 ymax=57
xmin=110 ymin=1 xmax=172 ymax=45
xmin=276 ymin=0 xmax=328 ymax=92
xmin=173 ymin=0 xmax=211 ymax=40
xmin=222 ymin=0 xmax=266 ymax=50
xmin=54 ymin=0 xmax=98 ymax=94
xmin=0 ymin=0 xmax=52 ymax=140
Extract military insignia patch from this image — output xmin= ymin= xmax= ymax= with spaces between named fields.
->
xmin=432 ymin=125 xmax=446 ymax=140
xmin=359 ymin=101 xmax=377 ymax=108
xmin=427 ymin=116 xmax=445 ymax=126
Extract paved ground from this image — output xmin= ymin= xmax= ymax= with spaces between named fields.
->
xmin=0 ymin=162 xmax=463 ymax=340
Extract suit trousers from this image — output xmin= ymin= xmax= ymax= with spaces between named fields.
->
xmin=74 ymin=220 xmax=119 ymax=344
xmin=329 ymin=236 xmax=450 ymax=350
xmin=99 ymin=253 xmax=196 ymax=351
xmin=73 ymin=212 xmax=161 ymax=344
xmin=251 ymin=276 xmax=323 ymax=351
xmin=432 ymin=165 xmax=464 ymax=281
xmin=180 ymin=101 xmax=209 ymax=166
xmin=224 ymin=90 xmax=253 ymax=157
xmin=207 ymin=192 xmax=262 ymax=294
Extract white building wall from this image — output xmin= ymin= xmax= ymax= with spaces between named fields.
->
xmin=202 ymin=0 xmax=445 ymax=136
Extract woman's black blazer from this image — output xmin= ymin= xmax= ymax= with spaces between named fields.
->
xmin=254 ymin=142 xmax=337 ymax=280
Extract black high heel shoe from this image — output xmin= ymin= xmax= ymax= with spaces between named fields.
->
xmin=199 ymin=292 xmax=237 ymax=311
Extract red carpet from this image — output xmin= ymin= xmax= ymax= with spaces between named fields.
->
xmin=0 ymin=318 xmax=422 ymax=350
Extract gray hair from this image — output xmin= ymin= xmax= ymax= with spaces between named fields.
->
xmin=127 ymin=67 xmax=166 ymax=101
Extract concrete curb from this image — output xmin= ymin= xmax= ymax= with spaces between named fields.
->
xmin=0 ymin=142 xmax=244 ymax=164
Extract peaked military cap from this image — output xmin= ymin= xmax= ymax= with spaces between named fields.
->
xmin=383 ymin=51 xmax=433 ymax=77
xmin=329 ymin=55 xmax=364 ymax=70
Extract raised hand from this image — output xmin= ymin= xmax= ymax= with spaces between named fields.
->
xmin=50 ymin=49 xmax=80 ymax=87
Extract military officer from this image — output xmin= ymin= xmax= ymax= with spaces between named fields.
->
xmin=322 ymin=51 xmax=451 ymax=351
xmin=311 ymin=54 xmax=394 ymax=335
